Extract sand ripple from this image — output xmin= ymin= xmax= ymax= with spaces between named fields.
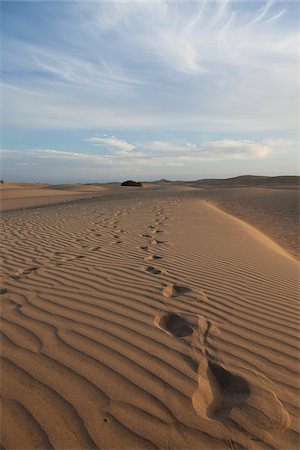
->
xmin=1 ymin=195 xmax=299 ymax=449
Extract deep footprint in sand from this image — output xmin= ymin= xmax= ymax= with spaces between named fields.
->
xmin=154 ymin=313 xmax=194 ymax=337
xmin=144 ymin=254 xmax=162 ymax=261
xmin=144 ymin=265 xmax=162 ymax=275
xmin=155 ymin=312 xmax=252 ymax=422
xmin=211 ymin=361 xmax=249 ymax=419
xmin=162 ymin=282 xmax=208 ymax=302
xmin=191 ymin=323 xmax=291 ymax=438
xmin=193 ymin=356 xmax=290 ymax=438
xmin=163 ymin=283 xmax=192 ymax=297
xmin=151 ymin=239 xmax=167 ymax=245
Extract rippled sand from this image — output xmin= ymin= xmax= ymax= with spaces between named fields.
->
xmin=1 ymin=185 xmax=299 ymax=449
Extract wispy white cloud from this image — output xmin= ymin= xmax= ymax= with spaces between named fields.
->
xmin=86 ymin=137 xmax=136 ymax=151
xmin=250 ymin=0 xmax=274 ymax=24
xmin=2 ymin=1 xmax=298 ymax=132
xmin=4 ymin=138 xmax=293 ymax=167
xmin=147 ymin=138 xmax=292 ymax=161
xmin=2 ymin=137 xmax=297 ymax=182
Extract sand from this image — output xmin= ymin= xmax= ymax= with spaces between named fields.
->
xmin=0 ymin=185 xmax=299 ymax=449
xmin=0 ymin=183 xmax=110 ymax=212
xmin=195 ymin=187 xmax=299 ymax=259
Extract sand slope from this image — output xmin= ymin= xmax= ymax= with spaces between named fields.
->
xmin=196 ymin=187 xmax=299 ymax=259
xmin=0 ymin=192 xmax=299 ymax=449
xmin=0 ymin=183 xmax=108 ymax=212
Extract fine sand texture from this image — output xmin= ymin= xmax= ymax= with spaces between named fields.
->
xmin=0 ymin=187 xmax=299 ymax=449
xmin=195 ymin=187 xmax=299 ymax=259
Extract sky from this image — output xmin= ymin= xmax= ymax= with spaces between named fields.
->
xmin=1 ymin=0 xmax=299 ymax=182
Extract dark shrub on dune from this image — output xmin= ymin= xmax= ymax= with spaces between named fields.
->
xmin=121 ymin=180 xmax=143 ymax=187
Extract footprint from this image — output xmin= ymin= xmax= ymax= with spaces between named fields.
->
xmin=192 ymin=355 xmax=290 ymax=440
xmin=157 ymin=315 xmax=251 ymax=420
xmin=162 ymin=282 xmax=208 ymax=302
xmin=155 ymin=313 xmax=194 ymax=337
xmin=162 ymin=282 xmax=192 ymax=298
xmin=11 ymin=267 xmax=38 ymax=279
xmin=190 ymin=323 xmax=291 ymax=439
xmin=144 ymin=266 xmax=162 ymax=275
xmin=144 ymin=254 xmax=162 ymax=261
xmin=151 ymin=239 xmax=166 ymax=245
xmin=206 ymin=361 xmax=250 ymax=419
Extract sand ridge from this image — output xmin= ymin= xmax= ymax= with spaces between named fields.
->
xmin=0 ymin=191 xmax=299 ymax=449
xmin=0 ymin=183 xmax=110 ymax=212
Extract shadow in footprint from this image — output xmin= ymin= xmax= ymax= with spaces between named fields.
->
xmin=151 ymin=239 xmax=166 ymax=245
xmin=11 ymin=267 xmax=38 ymax=279
xmin=144 ymin=254 xmax=162 ymax=261
xmin=145 ymin=266 xmax=161 ymax=275
xmin=193 ymin=358 xmax=250 ymax=423
xmin=163 ymin=282 xmax=192 ymax=298
xmin=208 ymin=361 xmax=250 ymax=419
xmin=157 ymin=313 xmax=194 ymax=337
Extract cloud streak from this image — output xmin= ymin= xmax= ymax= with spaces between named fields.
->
xmin=2 ymin=137 xmax=297 ymax=182
xmin=2 ymin=1 xmax=298 ymax=132
xmin=3 ymin=138 xmax=293 ymax=167
xmin=86 ymin=137 xmax=136 ymax=152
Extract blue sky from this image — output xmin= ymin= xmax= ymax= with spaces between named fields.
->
xmin=1 ymin=1 xmax=299 ymax=182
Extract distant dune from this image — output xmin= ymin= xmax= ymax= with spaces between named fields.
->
xmin=190 ymin=175 xmax=300 ymax=187
xmin=0 ymin=182 xmax=109 ymax=211
xmin=41 ymin=184 xmax=107 ymax=192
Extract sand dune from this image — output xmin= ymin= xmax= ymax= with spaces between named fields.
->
xmin=196 ymin=187 xmax=299 ymax=259
xmin=0 ymin=182 xmax=156 ymax=212
xmin=0 ymin=188 xmax=299 ymax=449
xmin=0 ymin=183 xmax=108 ymax=212
xmin=40 ymin=184 xmax=108 ymax=192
